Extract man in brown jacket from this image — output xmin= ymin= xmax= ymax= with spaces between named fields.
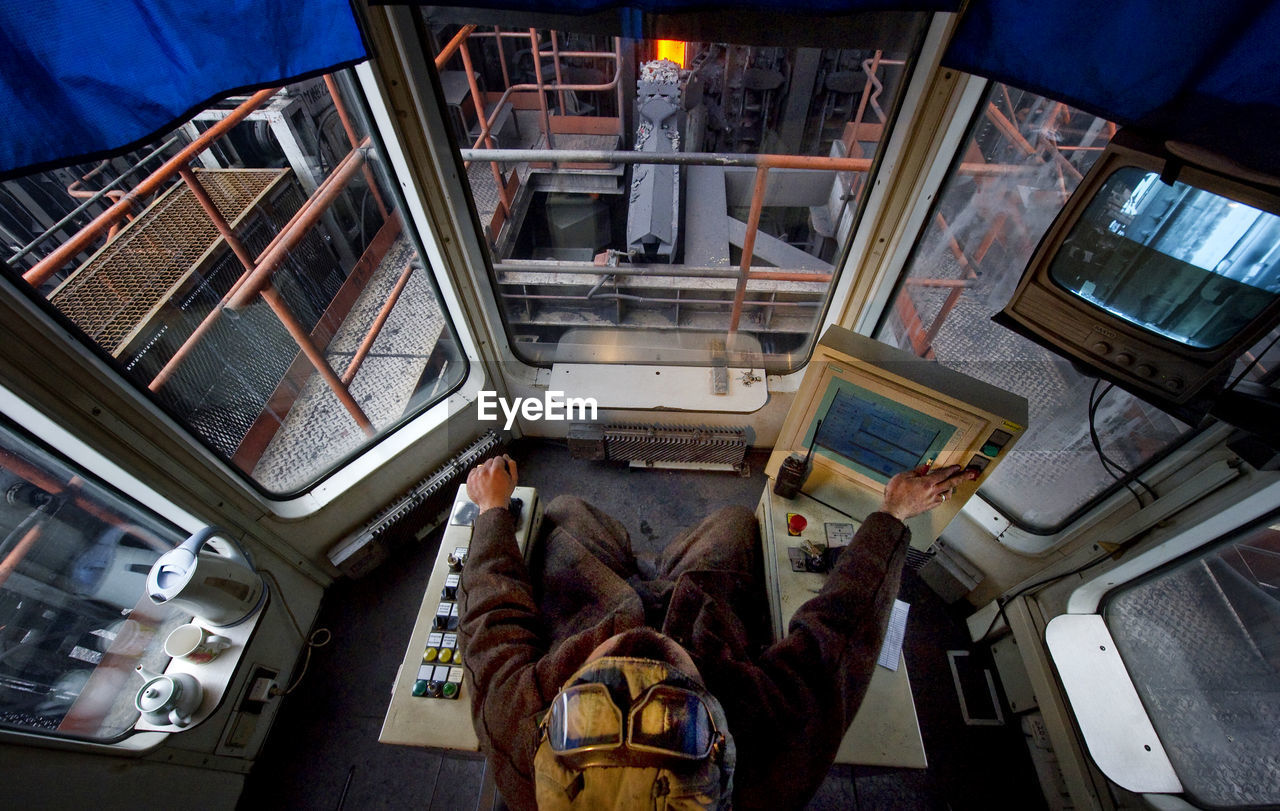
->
xmin=460 ymin=455 xmax=969 ymax=810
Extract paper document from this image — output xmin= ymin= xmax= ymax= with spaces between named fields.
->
xmin=877 ymin=599 xmax=910 ymax=671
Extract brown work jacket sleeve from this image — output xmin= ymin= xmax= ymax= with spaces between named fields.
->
xmin=663 ymin=510 xmax=911 ymax=811
xmin=458 ymin=506 xmax=623 ymax=811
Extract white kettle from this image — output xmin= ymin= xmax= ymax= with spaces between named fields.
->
xmin=147 ymin=527 xmax=265 ymax=627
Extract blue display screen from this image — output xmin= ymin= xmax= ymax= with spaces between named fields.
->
xmin=807 ymin=379 xmax=957 ymax=483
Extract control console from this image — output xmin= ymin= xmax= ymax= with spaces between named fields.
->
xmin=380 ymin=483 xmax=541 ymax=750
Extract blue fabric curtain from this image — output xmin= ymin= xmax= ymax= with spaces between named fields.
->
xmin=0 ymin=0 xmax=366 ymax=179
xmin=945 ymin=0 xmax=1280 ymax=175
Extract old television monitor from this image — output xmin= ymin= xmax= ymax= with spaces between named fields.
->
xmin=996 ymin=128 xmax=1280 ymax=415
xmin=766 ymin=326 xmax=1028 ymax=545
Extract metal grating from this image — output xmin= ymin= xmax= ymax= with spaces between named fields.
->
xmin=571 ymin=423 xmax=749 ymax=467
xmin=123 ymin=180 xmax=345 ymax=460
xmin=49 ymin=169 xmax=286 ymax=355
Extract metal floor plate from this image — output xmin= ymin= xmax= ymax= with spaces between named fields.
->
xmin=1105 ymin=556 xmax=1280 ymax=807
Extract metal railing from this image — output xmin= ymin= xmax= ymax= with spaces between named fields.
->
xmin=23 ymin=78 xmax=403 ymax=440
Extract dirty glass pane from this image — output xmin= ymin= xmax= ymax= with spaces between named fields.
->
xmin=2 ymin=69 xmax=466 ymax=495
xmin=423 ymin=11 xmax=926 ymax=368
xmin=874 ymin=84 xmax=1189 ymax=530
xmin=0 ymin=420 xmax=187 ymax=741
xmin=1105 ymin=519 xmax=1280 ymax=808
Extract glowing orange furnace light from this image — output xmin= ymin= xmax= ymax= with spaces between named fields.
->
xmin=655 ymin=40 xmax=685 ymax=68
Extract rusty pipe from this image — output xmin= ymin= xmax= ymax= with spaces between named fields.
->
xmin=495 ymin=27 xmax=511 ymax=90
xmin=259 ymin=283 xmax=373 ymax=434
xmin=225 ymin=145 xmax=368 ymax=311
xmin=0 ymin=450 xmax=170 ymax=552
xmin=341 ymin=260 xmax=416 ymax=386
xmin=434 ymin=24 xmax=477 ymax=70
xmin=0 ymin=521 xmax=46 ymax=591
xmin=529 ymin=29 xmax=554 ymax=150
xmin=550 ymin=30 xmax=567 ymax=117
xmin=729 ymin=167 xmax=770 ymax=335
xmin=458 ymin=37 xmax=512 ymax=216
xmin=23 ymin=88 xmax=279 ymax=288
xmin=151 ymin=137 xmax=371 ymax=391
xmin=179 ymin=166 xmax=258 ymax=271
xmin=323 ymin=74 xmax=389 ymax=219
xmin=260 ymin=284 xmax=375 ymax=436
xmin=463 ymin=39 xmax=622 ymax=159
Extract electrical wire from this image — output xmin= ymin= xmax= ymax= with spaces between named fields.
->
xmin=1087 ymin=380 xmax=1158 ymax=507
xmin=259 ymin=568 xmax=332 ymax=696
xmin=975 ymin=543 xmax=1128 ymax=645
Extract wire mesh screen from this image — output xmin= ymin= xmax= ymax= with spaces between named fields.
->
xmin=49 ymin=169 xmax=284 ymax=353
xmin=116 ymin=173 xmax=346 ymax=459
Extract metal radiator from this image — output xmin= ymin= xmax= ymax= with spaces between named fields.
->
xmin=567 ymin=423 xmax=750 ymax=474
xmin=328 ymin=431 xmax=507 ymax=577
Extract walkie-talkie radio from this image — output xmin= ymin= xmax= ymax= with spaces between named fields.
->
xmin=773 ymin=419 xmax=820 ymax=499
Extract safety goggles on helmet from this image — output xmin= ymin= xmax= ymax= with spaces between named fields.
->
xmin=542 ymin=681 xmax=723 ymax=768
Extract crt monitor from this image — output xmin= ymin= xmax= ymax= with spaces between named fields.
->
xmin=766 ymin=326 xmax=1028 ymax=546
xmin=996 ymin=128 xmax=1280 ymax=418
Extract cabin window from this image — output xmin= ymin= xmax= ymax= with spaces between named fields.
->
xmin=1103 ymin=517 xmax=1280 ymax=808
xmin=2 ymin=69 xmax=467 ymax=496
xmin=874 ymin=84 xmax=1193 ymax=530
xmin=420 ymin=9 xmax=928 ymax=368
xmin=0 ymin=417 xmax=187 ymax=742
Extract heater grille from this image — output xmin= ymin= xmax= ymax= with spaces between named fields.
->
xmin=569 ymin=423 xmax=749 ymax=471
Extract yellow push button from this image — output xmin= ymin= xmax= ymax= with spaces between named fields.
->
xmin=439 ymin=648 xmax=453 ymax=664
xmin=423 ymin=647 xmax=439 ymax=663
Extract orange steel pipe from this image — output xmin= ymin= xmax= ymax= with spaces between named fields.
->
xmin=341 ymin=260 xmax=416 ymax=386
xmin=748 ymin=270 xmax=833 ymax=283
xmin=461 ymin=36 xmax=621 ymax=160
xmin=23 ymin=88 xmax=279 ymax=288
xmin=178 ymin=166 xmax=258 ymax=271
xmin=226 ymin=144 xmax=368 ymax=311
xmin=550 ymin=30 xmax=567 ymax=117
xmin=458 ymin=40 xmax=512 ymax=216
xmin=728 ymin=167 xmax=770 ymax=335
xmin=0 ymin=522 xmax=45 ymax=591
xmin=0 ymin=450 xmax=169 ymax=552
xmin=435 ymin=24 xmax=477 ymax=70
xmin=260 ymin=284 xmax=375 ymax=436
xmin=494 ymin=26 xmax=511 ymax=89
xmin=323 ymin=73 xmax=389 ymax=219
xmin=529 ymin=29 xmax=554 ymax=150
xmin=152 ymin=137 xmax=371 ymax=391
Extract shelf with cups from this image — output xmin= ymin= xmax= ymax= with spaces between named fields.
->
xmin=134 ymin=527 xmax=271 ymax=732
xmin=133 ymin=596 xmax=269 ymax=733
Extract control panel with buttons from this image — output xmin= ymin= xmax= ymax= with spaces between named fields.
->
xmin=380 ymin=483 xmax=541 ymax=749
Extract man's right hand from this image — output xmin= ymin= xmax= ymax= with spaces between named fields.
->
xmin=467 ymin=454 xmax=517 ymax=513
xmin=879 ymin=464 xmax=975 ymax=522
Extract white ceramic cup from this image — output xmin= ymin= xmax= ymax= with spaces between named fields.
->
xmin=163 ymin=623 xmax=232 ymax=664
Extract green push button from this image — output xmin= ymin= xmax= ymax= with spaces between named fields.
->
xmin=412 ymin=679 xmax=429 ymax=697
xmin=442 ymin=681 xmax=459 ymax=699
xmin=981 ymin=442 xmax=1001 ymax=457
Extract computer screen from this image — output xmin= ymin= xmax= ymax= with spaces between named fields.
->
xmin=806 ymin=380 xmax=957 ymax=483
xmin=765 ymin=326 xmax=1028 ymax=543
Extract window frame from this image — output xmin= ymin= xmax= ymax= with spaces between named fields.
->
xmin=410 ymin=8 xmax=950 ymax=379
xmin=867 ymin=78 xmax=1215 ymax=538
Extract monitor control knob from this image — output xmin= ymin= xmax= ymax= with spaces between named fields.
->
xmin=1135 ymin=363 xmax=1156 ymax=378
xmin=1114 ymin=352 xmax=1134 ymax=367
xmin=1092 ymin=341 xmax=1112 ymax=355
xmin=1165 ymin=377 xmax=1185 ymax=393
